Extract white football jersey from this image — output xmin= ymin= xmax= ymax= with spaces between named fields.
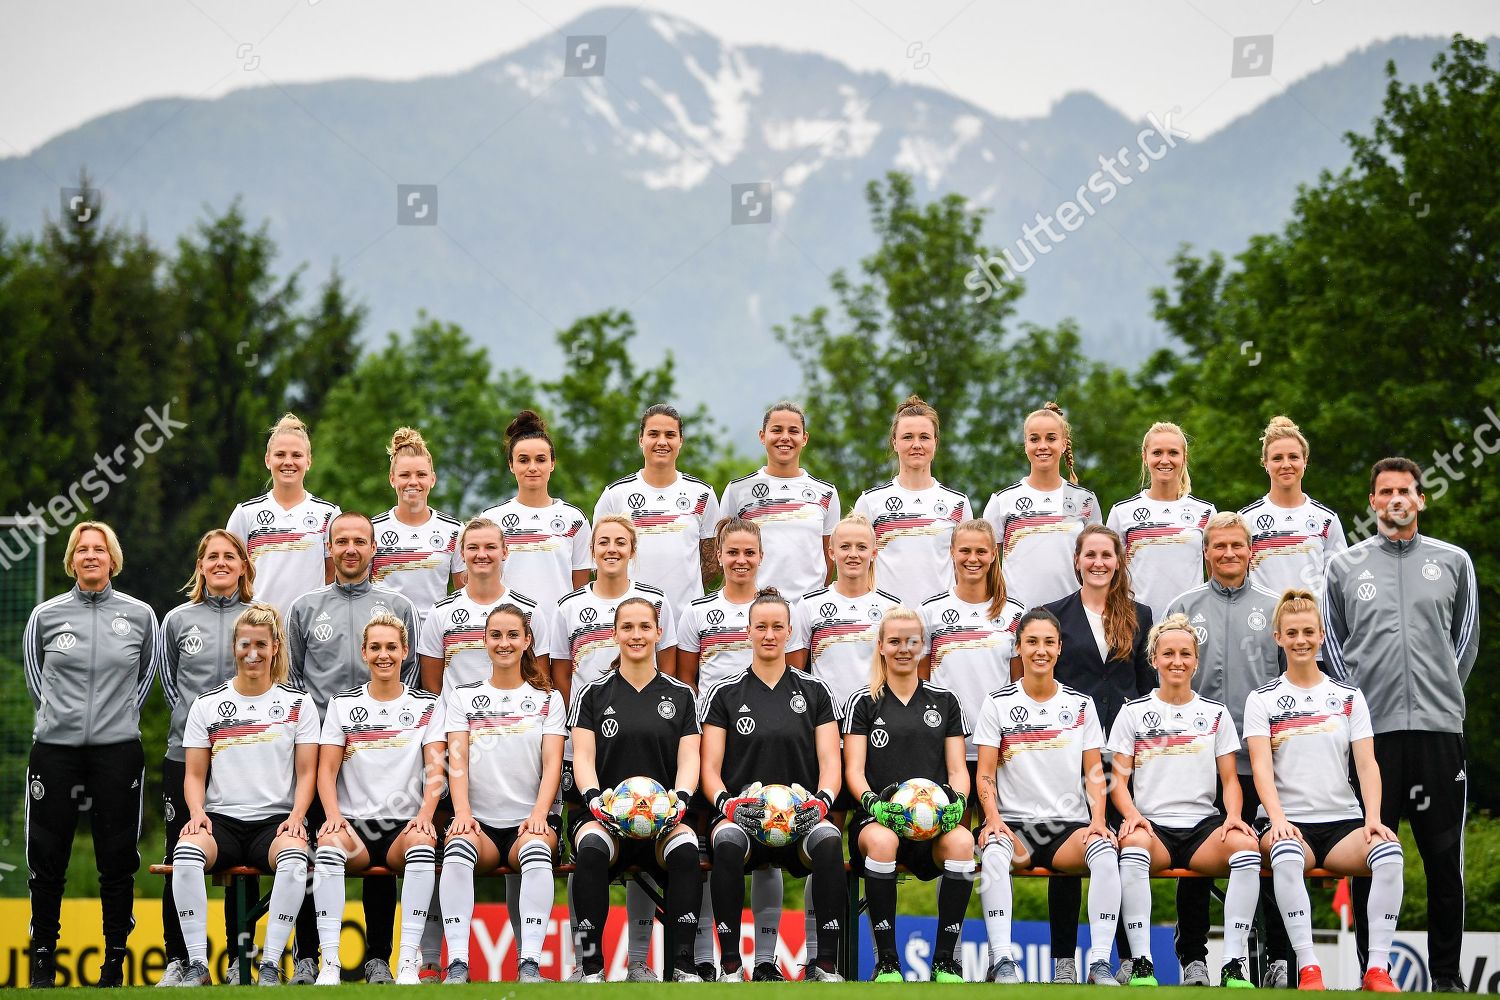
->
xmin=226 ymin=493 xmax=341 ymax=618
xmin=972 ymin=683 xmax=1103 ymax=825
xmin=676 ymin=590 xmax=807 ymax=702
xmin=921 ymin=590 xmax=1026 ymax=760
xmin=319 ymin=684 xmax=445 ymax=820
xmin=551 ymin=581 xmax=675 ymax=696
xmin=1242 ymin=674 xmax=1370 ymax=823
xmin=793 ymin=586 xmax=900 ymax=712
xmin=594 ymin=472 xmax=720 ymax=614
xmin=1106 ymin=692 xmax=1238 ymax=827
xmin=719 ymin=469 xmax=839 ymax=600
xmin=416 ymin=587 xmax=551 ymax=694
xmin=1239 ymin=494 xmax=1346 ymax=597
xmin=982 ymin=480 xmax=1100 ymax=608
xmin=479 ymin=497 xmax=591 ymax=610
xmin=445 ymin=680 xmax=567 ymax=826
xmin=1106 ymin=492 xmax=1217 ymax=621
xmin=370 ymin=508 xmax=463 ymax=623
xmin=852 ymin=480 xmax=971 ymax=609
xmin=182 ymin=681 xmax=321 ymax=820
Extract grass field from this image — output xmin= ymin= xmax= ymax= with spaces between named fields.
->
xmin=0 ymin=985 xmax=1455 ymax=997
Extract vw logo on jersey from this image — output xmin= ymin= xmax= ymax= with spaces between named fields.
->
xmin=302 ymin=514 xmax=321 ymax=530
xmin=1276 ymin=695 xmax=1296 ymax=711
xmin=819 ymin=602 xmax=838 ymax=619
xmin=502 ymin=513 xmax=520 ymax=528
xmin=933 ymin=501 xmax=949 ymax=517
xmin=1015 ymin=497 xmax=1033 ymax=512
xmin=268 ymin=703 xmax=287 ymax=721
xmin=707 ymin=610 xmax=725 ymax=626
xmin=801 ymin=487 xmax=817 ymax=502
xmin=218 ymin=701 xmax=236 ymax=718
xmin=1388 ymin=941 xmax=1429 ymax=993
xmin=941 ymin=609 xmax=960 ymax=625
xmin=399 ymin=710 xmax=416 ymax=727
xmin=1247 ymin=610 xmax=1267 ymax=631
xmin=1194 ymin=626 xmax=1208 ymax=644
xmin=627 ymin=493 xmax=647 ymax=510
xmin=181 ymin=634 xmax=203 ymax=655
xmin=1133 ymin=507 xmax=1150 ymax=522
xmin=452 ymin=608 xmax=470 ymax=624
xmin=580 ymin=607 xmax=598 ymax=624
xmin=1143 ymin=711 xmax=1162 ymax=729
xmin=658 ymin=699 xmax=676 ymax=719
xmin=1192 ymin=715 xmax=1210 ymax=733
xmin=870 ymin=728 xmax=890 ymax=748
xmin=351 ymin=707 xmax=369 ymax=723
xmin=313 ymin=623 xmax=334 ymax=642
xmin=1356 ymin=582 xmax=1378 ymax=602
xmin=381 ymin=531 xmax=399 ymax=547
xmin=473 ymin=694 xmax=490 ymax=709
xmin=520 ymin=697 xmax=537 ymax=714
xmin=1325 ymin=694 xmax=1344 ymax=712
xmin=1009 ymin=706 xmax=1029 ymax=724
xmin=789 ymin=694 xmax=807 ymax=714
xmin=1057 ymin=708 xmax=1076 ymax=728
xmin=751 ymin=483 xmax=770 ymax=499
xmin=550 ymin=516 xmax=568 ymax=534
xmin=885 ymin=496 xmax=903 ymax=512
xmin=56 ymin=632 xmax=77 ymax=651
xmin=256 ymin=509 xmax=276 ymax=526
xmin=675 ymin=494 xmax=692 ymax=511
xmin=1422 ymin=561 xmax=1442 ymax=581
xmin=600 ymin=719 xmax=619 ymax=739
xmin=1256 ymin=514 xmax=1275 ymax=531
xmin=110 ymin=616 xmax=131 ymax=636
xmin=735 ymin=716 xmax=756 ymax=735
xmin=923 ymin=709 xmax=942 ymax=728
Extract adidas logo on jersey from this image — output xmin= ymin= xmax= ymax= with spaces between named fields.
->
xmin=185 ymin=625 xmax=202 ymax=634
xmin=739 ymin=705 xmax=752 ymax=712
xmin=61 ymin=622 xmax=74 ymax=630
xmin=316 ymin=612 xmax=331 ymax=622
xmin=1191 ymin=613 xmax=1206 ymax=624
xmin=603 ymin=706 xmax=616 ymax=715
xmin=1358 ymin=570 xmax=1374 ymax=580
xmin=874 ymin=717 xmax=885 ymax=725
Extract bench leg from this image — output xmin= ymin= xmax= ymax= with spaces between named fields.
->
xmin=840 ymin=868 xmax=859 ymax=981
xmin=234 ymin=877 xmax=253 ymax=985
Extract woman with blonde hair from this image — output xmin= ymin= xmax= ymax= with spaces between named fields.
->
xmin=1239 ymin=415 xmax=1346 ymax=595
xmin=1105 ymin=421 xmax=1217 ymax=620
xmin=24 ymin=521 xmax=160 ymax=989
xmin=226 ymin=413 xmax=341 ymax=618
xmin=853 ymin=396 xmax=972 ymax=609
xmin=172 ymin=603 xmax=321 ymax=987
xmin=371 ymin=426 xmax=464 ymax=625
xmin=844 ymin=606 xmax=971 ymax=982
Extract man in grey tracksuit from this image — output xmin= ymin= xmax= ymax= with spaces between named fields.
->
xmin=1167 ymin=511 xmax=1290 ymax=985
xmin=284 ymin=512 xmax=418 ymax=981
xmin=1323 ymin=457 xmax=1479 ymax=993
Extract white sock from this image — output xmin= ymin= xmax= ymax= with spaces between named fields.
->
xmin=1084 ymin=838 xmax=1121 ymax=967
xmin=400 ymin=845 xmax=438 ymax=965
xmin=171 ymin=843 xmax=210 ymax=965
xmin=626 ymin=880 xmax=654 ymax=964
xmin=263 ymin=848 xmax=310 ymax=966
xmin=439 ymin=839 xmax=478 ymax=965
xmin=518 ymin=840 xmax=555 ymax=965
xmin=1270 ymin=839 xmax=1316 ymax=969
xmin=751 ymin=868 xmax=782 ymax=966
xmin=695 ymin=882 xmax=716 ymax=965
xmin=803 ymin=873 xmax=817 ymax=961
xmin=979 ymin=834 xmax=1015 ymax=963
xmin=1223 ymin=851 xmax=1262 ymax=963
xmin=420 ymin=884 xmax=442 ymax=966
xmin=313 ymin=845 xmax=348 ymax=967
xmin=1117 ymin=846 xmax=1152 ymax=961
xmin=1365 ymin=841 xmax=1405 ymax=971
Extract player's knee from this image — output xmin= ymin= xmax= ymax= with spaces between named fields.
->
xmin=935 ymin=826 xmax=975 ymax=859
xmin=859 ymin=822 xmax=899 ymax=860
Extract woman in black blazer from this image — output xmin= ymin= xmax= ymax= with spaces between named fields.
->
xmin=1040 ymin=524 xmax=1154 ymax=984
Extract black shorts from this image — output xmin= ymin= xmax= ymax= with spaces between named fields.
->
xmin=471 ymin=817 xmax=561 ymax=868
xmin=571 ymin=820 xmax=693 ymax=877
xmin=831 ymin=788 xmax=860 ymax=814
xmin=1294 ymin=818 xmax=1363 ymax=868
xmin=1152 ymin=815 xmax=1222 ymax=870
xmin=206 ymin=813 xmax=296 ymax=871
xmin=847 ymin=814 xmax=942 ymax=881
xmin=1004 ymin=820 xmax=1087 ymax=870
xmin=345 ymin=817 xmax=408 ymax=869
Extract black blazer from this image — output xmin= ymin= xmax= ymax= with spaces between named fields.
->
xmin=1040 ymin=590 xmax=1156 ymax=735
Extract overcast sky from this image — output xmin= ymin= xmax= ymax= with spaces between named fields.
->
xmin=3 ymin=0 xmax=1497 ymax=158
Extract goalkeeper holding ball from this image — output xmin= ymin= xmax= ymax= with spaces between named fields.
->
xmin=569 ymin=597 xmax=703 ymax=981
xmin=842 ymin=606 xmax=973 ymax=983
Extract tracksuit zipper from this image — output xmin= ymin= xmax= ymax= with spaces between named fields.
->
xmin=83 ymin=596 xmax=98 ymax=742
xmin=1398 ymin=543 xmax=1411 ymax=730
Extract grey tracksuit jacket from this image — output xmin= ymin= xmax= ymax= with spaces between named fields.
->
xmin=158 ymin=594 xmax=244 ymax=761
xmin=1168 ymin=576 xmax=1285 ymax=774
xmin=1323 ymin=532 xmax=1479 ymax=735
xmin=286 ymin=576 xmax=420 ymax=711
xmin=23 ymin=583 xmax=159 ymax=746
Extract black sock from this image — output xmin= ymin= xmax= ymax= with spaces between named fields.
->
xmin=710 ymin=839 xmax=747 ymax=970
xmin=573 ymin=837 xmax=613 ymax=975
xmin=363 ymin=875 xmax=398 ymax=963
xmin=864 ymin=861 xmax=898 ymax=961
xmin=665 ymin=843 xmax=700 ymax=967
xmin=809 ymin=837 xmax=844 ymax=970
xmin=936 ymin=867 xmax=972 ymax=962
